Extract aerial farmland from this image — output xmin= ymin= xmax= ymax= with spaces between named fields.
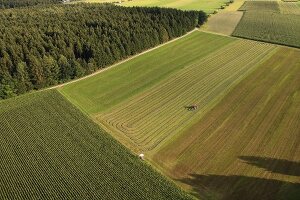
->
xmin=0 ymin=0 xmax=299 ymax=199
xmin=232 ymin=0 xmax=300 ymax=47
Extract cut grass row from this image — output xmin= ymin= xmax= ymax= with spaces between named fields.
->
xmin=0 ymin=90 xmax=194 ymax=199
xmin=154 ymin=47 xmax=300 ymax=199
xmin=97 ymin=40 xmax=276 ymax=152
xmin=59 ymin=32 xmax=234 ymax=114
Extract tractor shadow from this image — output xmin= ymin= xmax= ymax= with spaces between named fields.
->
xmin=178 ymin=174 xmax=300 ymax=200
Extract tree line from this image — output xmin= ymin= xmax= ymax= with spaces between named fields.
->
xmin=0 ymin=3 xmax=207 ymax=99
xmin=0 ymin=0 xmax=63 ymax=9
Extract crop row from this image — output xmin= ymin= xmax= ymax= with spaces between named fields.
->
xmin=233 ymin=1 xmax=300 ymax=48
xmin=0 ymin=90 xmax=192 ymax=199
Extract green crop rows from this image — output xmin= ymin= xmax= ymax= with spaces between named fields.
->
xmin=233 ymin=1 xmax=300 ymax=48
xmin=0 ymin=90 xmax=193 ymax=199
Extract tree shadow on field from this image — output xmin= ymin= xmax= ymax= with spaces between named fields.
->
xmin=178 ymin=174 xmax=300 ymax=200
xmin=239 ymin=156 xmax=300 ymax=177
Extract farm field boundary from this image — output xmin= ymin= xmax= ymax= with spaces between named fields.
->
xmin=0 ymin=90 xmax=194 ymax=199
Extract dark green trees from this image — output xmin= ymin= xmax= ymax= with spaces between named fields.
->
xmin=0 ymin=0 xmax=61 ymax=9
xmin=0 ymin=4 xmax=207 ymax=99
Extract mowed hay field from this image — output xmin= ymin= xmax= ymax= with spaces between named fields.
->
xmin=59 ymin=32 xmax=234 ymax=115
xmin=61 ymin=31 xmax=278 ymax=154
xmin=0 ymin=90 xmax=194 ymax=199
xmin=232 ymin=1 xmax=300 ymax=48
xmin=154 ymin=47 xmax=300 ymax=199
xmin=97 ymin=40 xmax=276 ymax=152
xmin=59 ymin=31 xmax=300 ymax=199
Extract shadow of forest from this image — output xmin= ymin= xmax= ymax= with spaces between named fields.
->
xmin=238 ymin=156 xmax=300 ymax=176
xmin=179 ymin=174 xmax=300 ymax=200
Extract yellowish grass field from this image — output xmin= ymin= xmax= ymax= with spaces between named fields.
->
xmin=202 ymin=11 xmax=243 ymax=35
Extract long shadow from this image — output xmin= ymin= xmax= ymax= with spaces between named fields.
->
xmin=239 ymin=156 xmax=300 ymax=176
xmin=179 ymin=174 xmax=300 ymax=200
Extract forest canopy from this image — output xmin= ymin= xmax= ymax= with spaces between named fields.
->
xmin=0 ymin=4 xmax=207 ymax=99
xmin=0 ymin=0 xmax=63 ymax=9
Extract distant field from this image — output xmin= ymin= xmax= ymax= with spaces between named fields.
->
xmin=0 ymin=90 xmax=193 ymax=199
xmin=238 ymin=1 xmax=280 ymax=12
xmin=122 ymin=0 xmax=230 ymax=12
xmin=233 ymin=1 xmax=300 ymax=48
xmin=223 ymin=0 xmax=246 ymax=11
xmin=79 ymin=0 xmax=230 ymax=13
xmin=202 ymin=11 xmax=243 ymax=35
xmin=154 ymin=47 xmax=300 ymax=199
xmin=60 ymin=32 xmax=234 ymax=114
xmin=201 ymin=0 xmax=245 ymax=35
xmin=279 ymin=1 xmax=300 ymax=14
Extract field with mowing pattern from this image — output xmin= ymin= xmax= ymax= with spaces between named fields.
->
xmin=154 ymin=47 xmax=300 ymax=199
xmin=60 ymin=32 xmax=234 ymax=115
xmin=232 ymin=1 xmax=300 ymax=48
xmin=60 ymin=29 xmax=300 ymax=199
xmin=1 ymin=0 xmax=300 ymax=199
xmin=97 ymin=40 xmax=276 ymax=153
xmin=0 ymin=90 xmax=193 ymax=199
